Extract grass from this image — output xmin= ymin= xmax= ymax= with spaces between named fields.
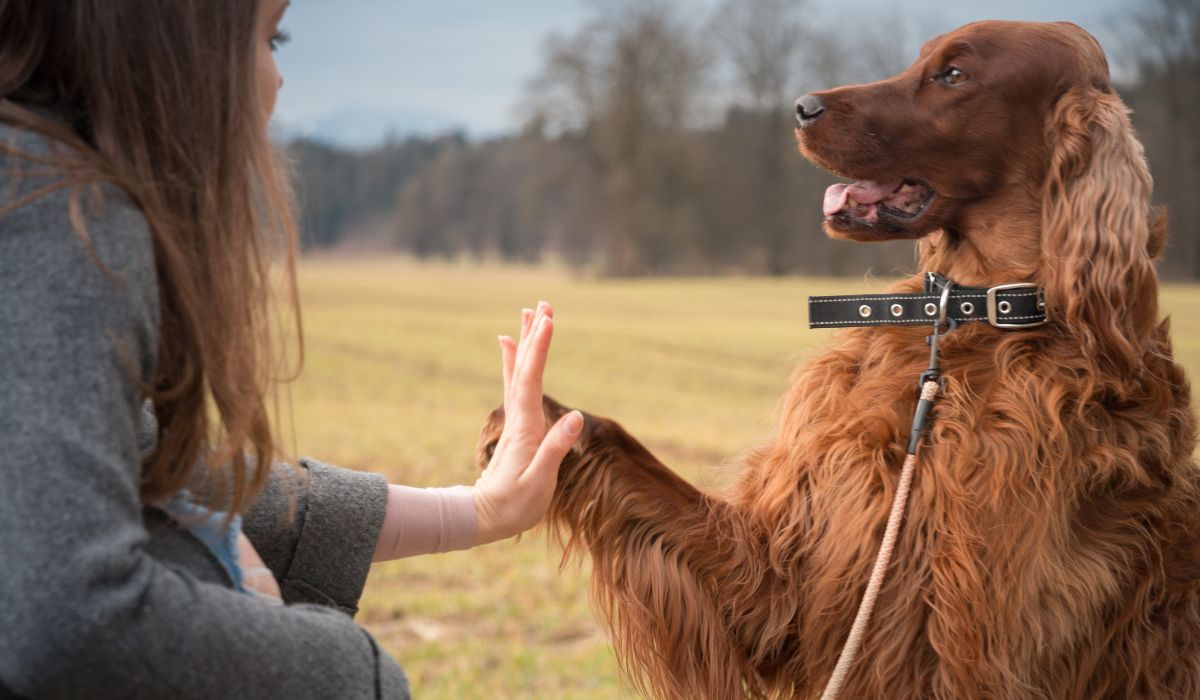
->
xmin=285 ymin=257 xmax=1200 ymax=699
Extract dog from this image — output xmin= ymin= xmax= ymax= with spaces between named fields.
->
xmin=478 ymin=20 xmax=1200 ymax=698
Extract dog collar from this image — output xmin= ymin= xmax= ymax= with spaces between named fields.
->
xmin=808 ymin=272 xmax=1047 ymax=330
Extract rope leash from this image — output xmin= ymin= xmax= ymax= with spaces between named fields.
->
xmin=818 ymin=282 xmax=957 ymax=700
xmin=819 ymin=380 xmax=939 ymax=699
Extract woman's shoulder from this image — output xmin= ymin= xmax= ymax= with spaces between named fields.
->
xmin=0 ymin=122 xmax=156 ymax=297
xmin=0 ymin=122 xmax=159 ymax=372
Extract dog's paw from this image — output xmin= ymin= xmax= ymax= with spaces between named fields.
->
xmin=475 ymin=405 xmax=505 ymax=470
xmin=474 ymin=395 xmax=576 ymax=471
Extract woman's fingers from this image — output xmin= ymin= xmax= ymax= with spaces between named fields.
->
xmin=511 ymin=308 xmax=530 ymax=397
xmin=513 ymin=305 xmax=545 ymax=372
xmin=490 ymin=302 xmax=555 ymax=474
xmin=518 ymin=307 xmax=534 ymax=347
xmin=236 ymin=532 xmax=281 ymax=599
xmin=495 ymin=336 xmax=516 ymax=458
xmin=510 ymin=304 xmax=550 ymax=392
xmin=508 ymin=305 xmax=542 ymax=404
xmin=499 ymin=335 xmax=516 ymax=404
xmin=510 ymin=314 xmax=553 ymax=426
xmin=516 ymin=302 xmax=550 ymax=362
xmin=495 ymin=304 xmax=532 ymax=458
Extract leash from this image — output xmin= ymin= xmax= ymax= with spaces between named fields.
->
xmin=809 ymin=274 xmax=1046 ymax=699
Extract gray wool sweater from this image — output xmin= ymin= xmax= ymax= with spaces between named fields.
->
xmin=0 ymin=126 xmax=409 ymax=699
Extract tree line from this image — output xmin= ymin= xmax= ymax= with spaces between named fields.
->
xmin=288 ymin=0 xmax=1200 ymax=280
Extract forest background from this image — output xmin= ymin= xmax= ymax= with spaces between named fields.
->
xmin=282 ymin=0 xmax=1200 ymax=279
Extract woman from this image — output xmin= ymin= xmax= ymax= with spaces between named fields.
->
xmin=0 ymin=1 xmax=580 ymax=697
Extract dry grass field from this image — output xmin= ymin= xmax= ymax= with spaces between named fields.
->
xmin=284 ymin=257 xmax=1200 ymax=699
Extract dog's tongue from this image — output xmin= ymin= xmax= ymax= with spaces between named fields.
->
xmin=823 ymin=179 xmax=904 ymax=217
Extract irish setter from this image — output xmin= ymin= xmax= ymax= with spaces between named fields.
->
xmin=478 ymin=20 xmax=1200 ymax=698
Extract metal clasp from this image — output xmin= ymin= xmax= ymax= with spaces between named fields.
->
xmin=986 ymin=283 xmax=1047 ymax=329
xmin=937 ymin=280 xmax=954 ymax=329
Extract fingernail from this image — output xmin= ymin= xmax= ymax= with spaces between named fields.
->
xmin=563 ymin=411 xmax=583 ymax=435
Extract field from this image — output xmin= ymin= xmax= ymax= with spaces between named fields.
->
xmin=285 ymin=258 xmax=1200 ymax=699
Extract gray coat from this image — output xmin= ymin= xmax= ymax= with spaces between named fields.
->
xmin=0 ymin=126 xmax=409 ymax=698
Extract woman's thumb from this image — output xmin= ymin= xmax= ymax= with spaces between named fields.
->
xmin=526 ymin=410 xmax=583 ymax=479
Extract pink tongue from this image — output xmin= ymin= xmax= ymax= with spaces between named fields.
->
xmin=823 ymin=179 xmax=904 ymax=217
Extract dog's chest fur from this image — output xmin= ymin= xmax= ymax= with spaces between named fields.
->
xmin=753 ymin=325 xmax=1200 ymax=695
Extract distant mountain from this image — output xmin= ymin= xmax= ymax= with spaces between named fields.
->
xmin=275 ymin=105 xmax=475 ymax=149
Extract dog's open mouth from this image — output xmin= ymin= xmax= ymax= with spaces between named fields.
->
xmin=823 ymin=179 xmax=936 ymax=225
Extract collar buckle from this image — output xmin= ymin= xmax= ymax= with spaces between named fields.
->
xmin=986 ymin=283 xmax=1047 ymax=329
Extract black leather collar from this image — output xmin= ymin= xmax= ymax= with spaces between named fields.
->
xmin=808 ymin=273 xmax=1047 ymax=330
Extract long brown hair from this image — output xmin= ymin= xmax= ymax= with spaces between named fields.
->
xmin=0 ymin=0 xmax=301 ymax=514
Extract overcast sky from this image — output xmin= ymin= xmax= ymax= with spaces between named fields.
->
xmin=273 ymin=0 xmax=1137 ymax=147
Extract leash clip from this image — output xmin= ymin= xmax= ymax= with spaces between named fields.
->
xmin=936 ymin=279 xmax=955 ymax=333
xmin=919 ymin=280 xmax=956 ymax=389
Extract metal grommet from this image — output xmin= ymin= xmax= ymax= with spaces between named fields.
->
xmin=924 ymin=303 xmax=937 ymax=316
xmin=858 ymin=304 xmax=872 ymax=318
xmin=890 ymin=303 xmax=903 ymax=317
xmin=1037 ymin=299 xmax=1046 ymax=310
xmin=960 ymin=301 xmax=974 ymax=316
xmin=997 ymin=300 xmax=1012 ymax=314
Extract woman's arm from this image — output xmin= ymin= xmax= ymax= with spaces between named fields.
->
xmin=253 ymin=303 xmax=579 ymax=569
xmin=238 ymin=455 xmax=478 ymax=601
xmin=0 ymin=179 xmax=406 ymax=698
xmin=240 ymin=458 xmax=391 ymax=611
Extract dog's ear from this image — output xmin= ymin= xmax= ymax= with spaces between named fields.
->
xmin=1040 ymin=86 xmax=1159 ymax=375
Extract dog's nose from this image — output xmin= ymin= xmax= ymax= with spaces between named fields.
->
xmin=795 ymin=94 xmax=826 ymax=125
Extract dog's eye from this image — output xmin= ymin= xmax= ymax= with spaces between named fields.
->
xmin=941 ymin=67 xmax=968 ymax=85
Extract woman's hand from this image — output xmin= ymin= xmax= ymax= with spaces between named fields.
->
xmin=236 ymin=531 xmax=282 ymax=600
xmin=471 ymin=302 xmax=582 ymax=545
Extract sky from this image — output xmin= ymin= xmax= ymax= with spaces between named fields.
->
xmin=273 ymin=0 xmax=1137 ymax=148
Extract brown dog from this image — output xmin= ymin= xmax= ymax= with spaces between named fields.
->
xmin=479 ymin=21 xmax=1199 ymax=699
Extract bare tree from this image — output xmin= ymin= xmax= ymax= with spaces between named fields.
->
xmin=523 ymin=0 xmax=709 ymax=273
xmin=711 ymin=0 xmax=805 ymax=112
xmin=708 ymin=0 xmax=817 ymax=274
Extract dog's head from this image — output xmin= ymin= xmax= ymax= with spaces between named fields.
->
xmin=795 ymin=20 xmax=1110 ymax=242
xmin=796 ymin=20 xmax=1161 ymax=372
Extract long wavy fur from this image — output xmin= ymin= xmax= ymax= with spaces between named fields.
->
xmin=479 ymin=25 xmax=1200 ymax=700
